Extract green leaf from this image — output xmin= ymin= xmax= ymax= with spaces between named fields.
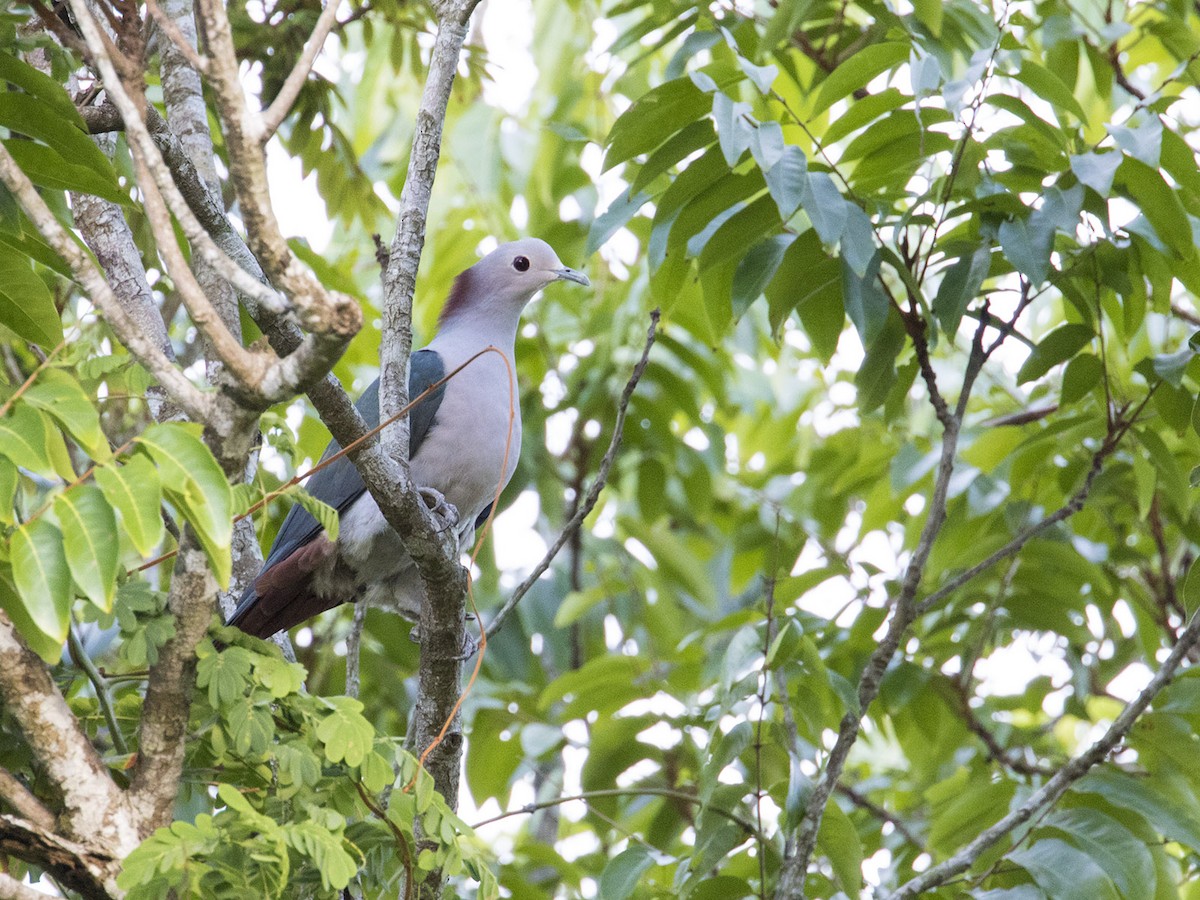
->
xmin=0 ymin=568 xmax=60 ymax=662
xmin=11 ymin=518 xmax=70 ymax=643
xmin=599 ymin=845 xmax=653 ymax=900
xmin=94 ymin=455 xmax=164 ymax=557
xmin=763 ymin=146 xmax=807 ymax=219
xmin=802 ymin=172 xmax=848 ymax=246
xmin=855 ymin=313 xmax=905 ymax=411
xmin=605 ymin=78 xmax=710 ymax=171
xmin=1184 ymin=558 xmax=1200 ymax=615
xmin=689 ymin=877 xmax=755 ymax=900
xmin=254 ymin=654 xmax=306 ymax=698
xmin=24 ymin=369 xmax=108 ymax=459
xmin=1010 ymin=837 xmax=1119 ymax=900
xmin=1075 ymin=770 xmax=1200 ymax=848
xmin=289 ymin=486 xmax=340 ymax=542
xmin=136 ymin=423 xmax=232 ymax=588
xmin=283 ymin=822 xmax=358 ymax=891
xmin=1016 ymin=324 xmax=1094 ymax=384
xmin=360 ymin=751 xmax=394 ymax=793
xmin=630 ymin=120 xmax=717 ymax=195
xmin=913 ymin=0 xmax=943 ymax=36
xmin=842 ymin=252 xmax=887 ymax=346
xmin=0 ymin=93 xmax=119 ymax=188
xmin=934 ymin=244 xmax=991 ymax=335
xmin=733 ymin=234 xmax=795 ymax=318
xmin=0 ymin=404 xmax=54 ymax=475
xmin=0 ymin=53 xmax=86 ymax=127
xmin=540 ymin=654 xmax=649 ymax=717
xmin=0 ymin=225 xmax=72 ymax=278
xmin=1043 ymin=808 xmax=1155 ymax=900
xmin=316 ymin=697 xmax=374 ymax=766
xmin=0 ymin=244 xmax=63 ymax=347
xmin=999 ymin=214 xmax=1054 ymax=285
xmin=713 ymin=93 xmax=753 ymax=166
xmin=816 ymin=800 xmax=863 ymax=897
xmin=2 ymin=140 xmax=127 ymax=205
xmin=1117 ymin=157 xmax=1193 ymax=257
xmin=738 ymin=57 xmax=777 ymax=93
xmin=1109 ymin=117 xmax=1163 ymax=167
xmin=587 ymin=189 xmax=653 ymax=257
xmin=812 ymin=42 xmax=910 ymax=117
xmin=765 ymin=229 xmax=843 ymax=356
xmin=839 ymin=204 xmax=876 ymax=278
xmin=225 ymin=696 xmax=273 ymax=757
xmin=1151 ymin=347 xmax=1193 ymax=387
xmin=749 ymin=121 xmax=784 ymax=172
xmin=763 ymin=0 xmax=815 ymax=48
xmin=197 ymin=646 xmax=253 ymax=706
xmin=1015 ymin=59 xmax=1088 ymax=122
xmin=1071 ymin=151 xmax=1122 ymax=196
xmin=1061 ymin=353 xmax=1103 ymax=405
xmin=0 ymin=456 xmax=16 ymax=525
xmin=54 ymin=486 xmax=118 ymax=613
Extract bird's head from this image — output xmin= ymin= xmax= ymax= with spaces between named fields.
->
xmin=440 ymin=238 xmax=589 ymax=326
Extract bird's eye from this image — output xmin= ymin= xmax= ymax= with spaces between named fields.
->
xmin=512 ymin=256 xmax=530 ymax=272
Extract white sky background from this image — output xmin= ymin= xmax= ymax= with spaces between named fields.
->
xmin=257 ymin=0 xmax=1158 ymax=878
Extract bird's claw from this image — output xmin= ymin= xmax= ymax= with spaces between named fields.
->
xmin=418 ymin=487 xmax=458 ymax=533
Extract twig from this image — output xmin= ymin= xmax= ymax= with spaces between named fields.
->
xmin=1171 ymin=302 xmax=1200 ymax=327
xmin=834 ymin=784 xmax=922 ymax=848
xmin=354 ymin=780 xmax=414 ymax=900
xmin=0 ymin=145 xmax=211 ymax=422
xmin=777 ymin=313 xmax=992 ymax=897
xmin=259 ymin=0 xmax=343 ymax=141
xmin=486 ymin=309 xmax=660 ymax=638
xmin=67 ymin=622 xmax=128 ymax=756
xmin=469 ymin=787 xmax=765 ymax=842
xmin=950 ymin=688 xmax=1055 ymax=777
xmin=915 ymin=394 xmax=1153 ymax=616
xmin=0 ymin=336 xmax=68 ymax=418
xmin=886 ymin=603 xmax=1200 ymax=899
xmin=345 ymin=599 xmax=368 ymax=700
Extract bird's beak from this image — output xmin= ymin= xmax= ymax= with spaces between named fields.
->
xmin=554 ymin=267 xmax=590 ymax=287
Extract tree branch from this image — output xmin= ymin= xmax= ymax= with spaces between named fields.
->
xmin=0 ymin=769 xmax=54 ymax=832
xmin=259 ymin=0 xmax=342 ymax=141
xmin=487 ymin=309 xmax=660 ymax=637
xmin=128 ymin=541 xmax=220 ymax=831
xmin=0 ymin=614 xmax=138 ymax=870
xmin=0 ymin=815 xmax=117 ymax=900
xmin=887 ymin=603 xmax=1200 ymax=898
xmin=469 ymin=787 xmax=765 ymax=842
xmin=0 ymin=144 xmax=212 ymax=421
xmin=915 ymin=403 xmax=1144 ymax=616
xmin=834 ymin=784 xmax=922 ymax=849
xmin=777 ymin=312 xmax=992 ymax=897
xmin=69 ymin=0 xmax=359 ymax=409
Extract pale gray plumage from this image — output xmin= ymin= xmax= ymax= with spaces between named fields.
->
xmin=229 ymin=239 xmax=589 ymax=638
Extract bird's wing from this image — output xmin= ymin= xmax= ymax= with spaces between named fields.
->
xmin=261 ymin=350 xmax=447 ymax=568
xmin=228 ymin=351 xmax=447 ymax=632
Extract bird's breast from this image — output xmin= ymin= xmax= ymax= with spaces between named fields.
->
xmin=411 ymin=349 xmax=522 ymax=524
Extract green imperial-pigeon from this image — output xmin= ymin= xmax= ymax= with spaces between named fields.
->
xmin=229 ymin=239 xmax=589 ymax=638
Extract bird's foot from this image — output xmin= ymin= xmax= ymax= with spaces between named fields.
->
xmin=418 ymin=487 xmax=459 ymax=534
